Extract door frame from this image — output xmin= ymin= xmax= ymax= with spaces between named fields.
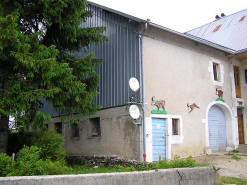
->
xmin=145 ymin=114 xmax=183 ymax=162
xmin=238 ymin=113 xmax=245 ymax=144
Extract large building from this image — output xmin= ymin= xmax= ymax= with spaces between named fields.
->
xmin=43 ymin=3 xmax=247 ymax=162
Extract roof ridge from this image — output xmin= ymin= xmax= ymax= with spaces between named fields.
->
xmin=185 ymin=8 xmax=247 ymax=33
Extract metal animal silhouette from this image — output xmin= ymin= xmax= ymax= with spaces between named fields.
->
xmin=217 ymin=90 xmax=223 ymax=99
xmin=238 ymin=101 xmax=243 ymax=106
xmin=187 ymin=103 xmax=199 ymax=113
xmin=151 ymin=96 xmax=165 ymax=110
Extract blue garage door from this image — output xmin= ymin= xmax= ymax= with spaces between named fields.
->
xmin=208 ymin=105 xmax=227 ymax=151
xmin=152 ymin=118 xmax=166 ymax=161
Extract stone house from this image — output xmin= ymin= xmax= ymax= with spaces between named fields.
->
xmin=42 ymin=3 xmax=247 ymax=162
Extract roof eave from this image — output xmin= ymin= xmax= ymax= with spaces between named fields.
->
xmin=235 ymin=48 xmax=247 ymax=55
xmin=149 ymin=23 xmax=235 ymax=55
xmin=87 ymin=1 xmax=144 ymax=23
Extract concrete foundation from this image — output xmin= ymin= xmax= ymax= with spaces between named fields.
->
xmin=0 ymin=167 xmax=220 ymax=185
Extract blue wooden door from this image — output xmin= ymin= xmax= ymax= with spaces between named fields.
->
xmin=152 ymin=118 xmax=166 ymax=161
xmin=208 ymin=105 xmax=226 ymax=151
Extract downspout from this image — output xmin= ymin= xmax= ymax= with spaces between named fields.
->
xmin=140 ymin=21 xmax=148 ymax=162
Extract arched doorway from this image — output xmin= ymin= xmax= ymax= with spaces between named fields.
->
xmin=208 ymin=105 xmax=227 ymax=151
xmin=205 ymin=101 xmax=237 ymax=153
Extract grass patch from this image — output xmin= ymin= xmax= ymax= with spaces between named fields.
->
xmin=232 ymin=150 xmax=239 ymax=153
xmin=231 ymin=155 xmax=242 ymax=160
xmin=221 ymin=176 xmax=247 ymax=185
xmin=0 ymin=154 xmax=210 ymax=177
xmin=68 ymin=155 xmax=203 ymax=175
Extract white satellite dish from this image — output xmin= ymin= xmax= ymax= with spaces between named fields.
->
xmin=129 ymin=104 xmax=140 ymax=119
xmin=129 ymin=77 xmax=140 ymax=92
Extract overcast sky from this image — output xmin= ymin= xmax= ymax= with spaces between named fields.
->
xmin=89 ymin=0 xmax=246 ymax=32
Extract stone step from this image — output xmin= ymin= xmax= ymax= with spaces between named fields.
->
xmin=237 ymin=145 xmax=247 ymax=153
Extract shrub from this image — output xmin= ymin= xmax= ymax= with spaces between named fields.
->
xmin=0 ymin=153 xmax=12 ymax=177
xmin=31 ymin=130 xmax=66 ymax=162
xmin=7 ymin=146 xmax=71 ymax=176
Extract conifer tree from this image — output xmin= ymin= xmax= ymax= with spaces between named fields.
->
xmin=0 ymin=0 xmax=107 ymax=153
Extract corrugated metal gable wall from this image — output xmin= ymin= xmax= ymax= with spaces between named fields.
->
xmin=80 ymin=5 xmax=141 ymax=108
xmin=41 ymin=4 xmax=141 ymax=117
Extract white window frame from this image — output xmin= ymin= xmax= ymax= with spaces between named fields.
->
xmin=208 ymin=58 xmax=224 ymax=86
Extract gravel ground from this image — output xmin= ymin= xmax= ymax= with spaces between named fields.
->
xmin=193 ymin=152 xmax=247 ymax=179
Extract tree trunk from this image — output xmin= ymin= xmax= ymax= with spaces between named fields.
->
xmin=0 ymin=116 xmax=9 ymax=153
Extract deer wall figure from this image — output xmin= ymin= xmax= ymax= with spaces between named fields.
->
xmin=187 ymin=103 xmax=199 ymax=113
xmin=151 ymin=96 xmax=165 ymax=110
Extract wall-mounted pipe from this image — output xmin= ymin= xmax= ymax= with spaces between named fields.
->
xmin=140 ymin=21 xmax=148 ymax=162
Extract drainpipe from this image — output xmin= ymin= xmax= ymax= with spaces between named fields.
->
xmin=140 ymin=21 xmax=148 ymax=162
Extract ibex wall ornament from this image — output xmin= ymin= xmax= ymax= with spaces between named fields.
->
xmin=217 ymin=89 xmax=223 ymax=99
xmin=187 ymin=103 xmax=199 ymax=113
xmin=151 ymin=96 xmax=165 ymax=110
xmin=237 ymin=101 xmax=243 ymax=107
xmin=215 ymin=88 xmax=225 ymax=102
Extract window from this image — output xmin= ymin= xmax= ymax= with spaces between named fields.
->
xmin=172 ymin=119 xmax=179 ymax=135
xmin=55 ymin=122 xmax=62 ymax=134
xmin=70 ymin=123 xmax=79 ymax=138
xmin=233 ymin=66 xmax=241 ymax=98
xmin=89 ymin=117 xmax=101 ymax=137
xmin=245 ymin=69 xmax=247 ymax=84
xmin=213 ymin=63 xmax=219 ymax=81
xmin=209 ymin=59 xmax=224 ymax=86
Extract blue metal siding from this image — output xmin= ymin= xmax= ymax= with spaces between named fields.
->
xmin=152 ymin=118 xmax=166 ymax=161
xmin=41 ymin=4 xmax=141 ymax=117
xmin=208 ymin=105 xmax=227 ymax=151
xmin=79 ymin=5 xmax=141 ymax=108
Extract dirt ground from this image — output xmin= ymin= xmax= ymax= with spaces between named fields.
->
xmin=193 ymin=152 xmax=247 ymax=179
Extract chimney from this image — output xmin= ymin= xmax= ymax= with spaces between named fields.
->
xmin=215 ymin=15 xmax=220 ymax=20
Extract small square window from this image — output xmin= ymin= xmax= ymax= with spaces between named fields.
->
xmin=70 ymin=123 xmax=79 ymax=138
xmin=172 ymin=119 xmax=179 ymax=135
xmin=89 ymin=117 xmax=101 ymax=137
xmin=213 ymin=63 xmax=219 ymax=81
xmin=55 ymin=122 xmax=62 ymax=134
xmin=245 ymin=69 xmax=247 ymax=83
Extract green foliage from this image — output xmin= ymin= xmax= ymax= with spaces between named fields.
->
xmin=0 ymin=153 xmax=207 ymax=177
xmin=0 ymin=0 xmax=107 ymax=135
xmin=231 ymin=155 xmax=242 ymax=160
xmin=145 ymin=155 xmax=197 ymax=170
xmin=31 ymin=130 xmax=66 ymax=162
xmin=0 ymin=153 xmax=12 ymax=176
xmin=221 ymin=176 xmax=247 ymax=185
xmin=6 ymin=146 xmax=71 ymax=176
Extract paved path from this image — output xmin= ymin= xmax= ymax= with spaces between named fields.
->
xmin=193 ymin=152 xmax=247 ymax=179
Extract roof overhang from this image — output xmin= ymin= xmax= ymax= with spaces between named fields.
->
xmin=148 ymin=23 xmax=236 ymax=55
xmin=87 ymin=1 xmax=144 ymax=23
xmin=235 ymin=52 xmax=247 ymax=60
